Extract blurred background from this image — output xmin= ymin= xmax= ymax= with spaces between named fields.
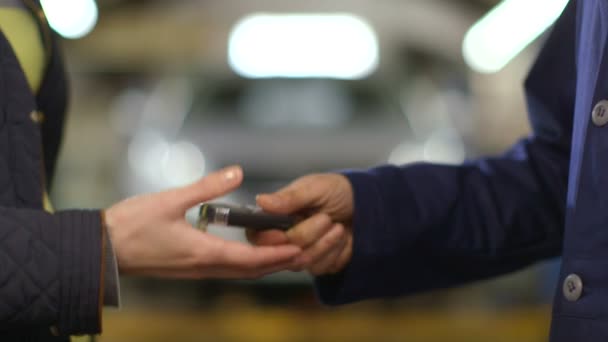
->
xmin=43 ymin=0 xmax=567 ymax=340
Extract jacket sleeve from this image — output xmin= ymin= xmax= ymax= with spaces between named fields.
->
xmin=315 ymin=0 xmax=577 ymax=304
xmin=0 ymin=208 xmax=104 ymax=336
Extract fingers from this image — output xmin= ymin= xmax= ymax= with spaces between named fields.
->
xmin=135 ymin=255 xmax=297 ymax=279
xmin=285 ymin=213 xmax=333 ymax=247
xmin=256 ymin=174 xmax=354 ymax=225
xmin=308 ymin=233 xmax=346 ymax=276
xmin=218 ymin=239 xmax=301 ymax=267
xmin=295 ymin=223 xmax=347 ymax=273
xmin=203 ymin=256 xmax=299 ymax=279
xmin=117 ymin=222 xmax=302 ymax=279
xmin=252 ymin=174 xmax=355 ymax=276
xmin=172 ymin=235 xmax=304 ymax=279
xmin=167 ymin=165 xmax=243 ymax=211
xmin=247 ymin=215 xmax=350 ymax=275
xmin=246 ymin=229 xmax=289 ymax=246
xmin=248 ymin=213 xmax=333 ymax=250
xmin=331 ymin=233 xmax=353 ymax=273
xmin=256 ymin=176 xmax=319 ymax=214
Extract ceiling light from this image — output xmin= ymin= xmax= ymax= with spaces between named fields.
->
xmin=41 ymin=0 xmax=98 ymax=39
xmin=462 ymin=0 xmax=569 ymax=73
xmin=229 ymin=13 xmax=379 ymax=79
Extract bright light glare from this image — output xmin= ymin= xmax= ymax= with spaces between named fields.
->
xmin=229 ymin=14 xmax=379 ymax=79
xmin=388 ymin=129 xmax=465 ymax=166
xmin=41 ymin=0 xmax=98 ymax=39
xmin=388 ymin=142 xmax=424 ymax=165
xmin=462 ymin=0 xmax=569 ymax=73
xmin=128 ymin=131 xmax=206 ymax=189
xmin=161 ymin=142 xmax=206 ymax=187
xmin=423 ymin=128 xmax=465 ymax=165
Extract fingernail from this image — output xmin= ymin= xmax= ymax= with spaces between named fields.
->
xmin=224 ymin=166 xmax=241 ymax=181
xmin=255 ymin=194 xmax=266 ymax=203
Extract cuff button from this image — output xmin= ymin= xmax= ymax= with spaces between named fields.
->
xmin=563 ymin=273 xmax=583 ymax=302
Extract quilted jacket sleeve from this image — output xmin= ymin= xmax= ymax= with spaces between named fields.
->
xmin=0 ymin=208 xmax=104 ymax=336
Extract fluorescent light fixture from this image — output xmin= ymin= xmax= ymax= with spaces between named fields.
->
xmin=41 ymin=0 xmax=98 ymax=39
xmin=228 ymin=13 xmax=379 ymax=79
xmin=462 ymin=0 xmax=569 ymax=73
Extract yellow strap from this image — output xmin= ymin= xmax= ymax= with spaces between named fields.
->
xmin=0 ymin=8 xmax=44 ymax=92
xmin=43 ymin=190 xmax=53 ymax=212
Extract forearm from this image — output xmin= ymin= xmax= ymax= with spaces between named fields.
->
xmin=316 ymin=136 xmax=568 ymax=304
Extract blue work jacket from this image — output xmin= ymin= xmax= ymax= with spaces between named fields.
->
xmin=315 ymin=0 xmax=608 ymax=340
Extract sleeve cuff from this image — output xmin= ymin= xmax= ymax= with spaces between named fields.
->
xmin=56 ymin=210 xmax=104 ymax=335
xmin=103 ymin=224 xmax=121 ymax=308
xmin=314 ymin=169 xmax=386 ymax=305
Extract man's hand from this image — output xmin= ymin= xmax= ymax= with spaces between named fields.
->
xmin=247 ymin=173 xmax=354 ymax=276
xmin=104 ymin=166 xmax=301 ymax=279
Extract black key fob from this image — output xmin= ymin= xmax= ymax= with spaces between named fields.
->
xmin=197 ymin=203 xmax=296 ymax=231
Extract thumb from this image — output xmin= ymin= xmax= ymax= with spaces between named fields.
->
xmin=169 ymin=165 xmax=243 ymax=211
xmin=256 ymin=177 xmax=318 ymax=214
